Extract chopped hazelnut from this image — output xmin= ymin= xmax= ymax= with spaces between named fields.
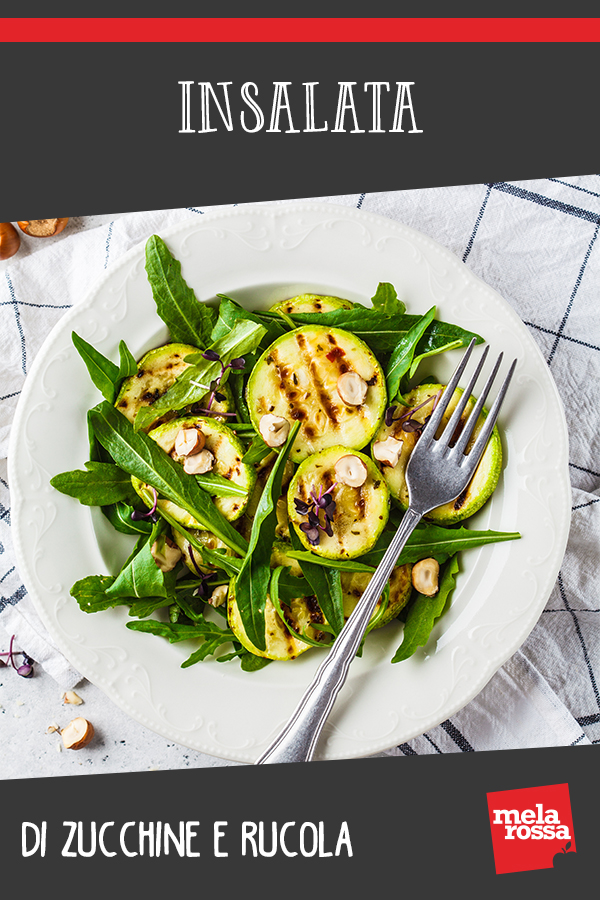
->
xmin=336 ymin=371 xmax=368 ymax=406
xmin=151 ymin=536 xmax=182 ymax=572
xmin=334 ymin=454 xmax=368 ymax=487
xmin=373 ymin=436 xmax=403 ymax=468
xmin=183 ymin=448 xmax=215 ymax=475
xmin=174 ymin=427 xmax=205 ymax=457
xmin=63 ymin=690 xmax=83 ymax=706
xmin=17 ymin=218 xmax=69 ymax=238
xmin=61 ymin=717 xmax=94 ymax=750
xmin=208 ymin=584 xmax=228 ymax=608
xmin=259 ymin=414 xmax=290 ymax=448
xmin=411 ymin=558 xmax=440 ymax=597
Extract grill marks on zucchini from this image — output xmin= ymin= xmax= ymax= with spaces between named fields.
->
xmin=288 ymin=446 xmax=390 ymax=559
xmin=247 ymin=326 xmax=387 ymax=460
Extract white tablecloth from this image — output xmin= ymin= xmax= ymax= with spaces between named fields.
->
xmin=2 ymin=182 xmax=598 ymax=776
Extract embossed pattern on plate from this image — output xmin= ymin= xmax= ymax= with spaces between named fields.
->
xmin=9 ymin=203 xmax=571 ymax=761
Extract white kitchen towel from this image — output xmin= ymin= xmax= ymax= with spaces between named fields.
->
xmin=1 ymin=182 xmax=598 ymax=754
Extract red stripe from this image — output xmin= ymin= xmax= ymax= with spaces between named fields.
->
xmin=1 ymin=17 xmax=600 ymax=43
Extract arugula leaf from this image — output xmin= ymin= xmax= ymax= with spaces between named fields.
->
xmin=50 ymin=461 xmax=138 ymax=507
xmin=229 ymin=370 xmax=252 ymax=423
xmin=193 ymin=472 xmax=249 ymax=498
xmin=102 ymin=501 xmax=154 ymax=535
xmin=289 ymin=526 xmax=345 ymax=634
xmin=70 ymin=574 xmax=132 ymax=613
xmin=144 ymin=234 xmax=215 ymax=347
xmin=117 ymin=340 xmax=138 ymax=381
xmin=386 ymin=306 xmax=436 ymax=401
xmin=285 ymin=549 xmax=375 ymax=574
xmin=286 ymin=310 xmax=482 ymax=354
xmin=269 ymin=566 xmax=328 ymax=649
xmin=128 ymin=597 xmax=174 ymax=618
xmin=371 ymin=282 xmax=406 ymax=317
xmin=242 ymin=435 xmax=272 ymax=466
xmin=392 ymin=556 xmax=459 ymax=662
xmin=240 ymin=653 xmax=272 ymax=672
xmin=133 ymin=319 xmax=266 ymax=432
xmin=72 ymin=332 xmax=120 ymax=402
xmin=106 ymin=522 xmax=176 ymax=600
xmin=408 ymin=339 xmax=463 ymax=379
xmin=88 ymin=400 xmax=248 ymax=556
xmin=359 ymin=524 xmax=521 ymax=568
xmin=125 ymin=616 xmax=237 ymax=667
xmin=211 ymin=296 xmax=286 ymax=347
xmin=234 ymin=422 xmax=300 ymax=652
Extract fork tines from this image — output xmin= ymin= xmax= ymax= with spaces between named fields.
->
xmin=420 ymin=338 xmax=517 ymax=471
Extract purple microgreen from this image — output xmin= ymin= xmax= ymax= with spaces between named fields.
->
xmin=294 ymin=499 xmax=310 ymax=516
xmin=229 ymin=357 xmax=246 ymax=370
xmin=385 ymin=405 xmax=397 ymax=427
xmin=296 ymin=481 xmax=339 ymax=546
xmin=202 ymin=349 xmax=221 ymax=362
xmin=0 ymin=636 xmax=35 ymax=678
xmin=130 ymin=487 xmax=158 ymax=523
xmin=188 ymin=543 xmax=205 ymax=578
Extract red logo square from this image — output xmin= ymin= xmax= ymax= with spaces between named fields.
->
xmin=487 ymin=783 xmax=576 ymax=874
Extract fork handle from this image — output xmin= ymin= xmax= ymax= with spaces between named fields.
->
xmin=255 ymin=507 xmax=423 ymax=764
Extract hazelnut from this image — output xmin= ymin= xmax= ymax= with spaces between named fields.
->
xmin=411 ymin=558 xmax=440 ymax=597
xmin=151 ymin=536 xmax=182 ymax=572
xmin=62 ymin=690 xmax=83 ymax=705
xmin=174 ymin=427 xmax=205 ymax=457
xmin=183 ymin=449 xmax=215 ymax=475
xmin=337 ymin=371 xmax=368 ymax=406
xmin=334 ymin=454 xmax=368 ymax=487
xmin=259 ymin=414 xmax=290 ymax=448
xmin=0 ymin=222 xmax=20 ymax=260
xmin=373 ymin=436 xmax=403 ymax=468
xmin=61 ymin=717 xmax=94 ymax=750
xmin=17 ymin=218 xmax=69 ymax=238
xmin=208 ymin=584 xmax=228 ymax=608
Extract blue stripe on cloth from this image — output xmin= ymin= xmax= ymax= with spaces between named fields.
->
xmin=0 ymin=583 xmax=27 ymax=612
xmin=547 ymin=222 xmax=600 ymax=365
xmin=396 ymin=742 xmax=417 ymax=755
xmin=357 ymin=193 xmax=366 ymax=209
xmin=4 ymin=270 xmax=26 ymax=375
xmin=440 ymin=719 xmax=475 ymax=751
xmin=104 ymin=220 xmax=114 ymax=269
xmin=548 ymin=177 xmax=600 ymax=200
xmin=558 ymin=573 xmax=600 ymax=712
xmin=492 ymin=182 xmax=600 ymax=225
xmin=525 ymin=320 xmax=600 ymax=354
xmin=463 ymin=183 xmax=492 ymax=262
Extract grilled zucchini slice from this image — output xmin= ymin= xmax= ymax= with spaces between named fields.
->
xmin=227 ymin=542 xmax=326 ymax=661
xmin=341 ymin=566 xmax=412 ymax=629
xmin=372 ymin=384 xmax=502 ymax=524
xmin=269 ymin=294 xmax=354 ymax=315
xmin=246 ymin=326 xmax=387 ymax=461
xmin=115 ymin=342 xmax=232 ymax=431
xmin=288 ymin=446 xmax=389 ymax=559
xmin=133 ymin=416 xmax=255 ymax=524
xmin=171 ymin=527 xmax=232 ymax=575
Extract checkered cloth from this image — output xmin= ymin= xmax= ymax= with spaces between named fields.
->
xmin=1 ymin=181 xmax=598 ymax=757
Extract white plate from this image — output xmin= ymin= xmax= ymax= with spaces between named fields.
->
xmin=9 ymin=203 xmax=571 ymax=762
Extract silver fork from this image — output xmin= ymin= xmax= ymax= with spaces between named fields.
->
xmin=256 ymin=339 xmax=516 ymax=765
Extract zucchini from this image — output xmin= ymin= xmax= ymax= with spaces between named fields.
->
xmin=372 ymin=384 xmax=502 ymax=523
xmin=288 ymin=446 xmax=390 ymax=559
xmin=171 ymin=527 xmax=232 ymax=575
xmin=115 ymin=342 xmax=232 ymax=431
xmin=133 ymin=416 xmax=256 ymax=524
xmin=269 ymin=294 xmax=354 ymax=315
xmin=341 ymin=566 xmax=412 ymax=628
xmin=228 ymin=542 xmax=327 ymax=661
xmin=246 ymin=326 xmax=387 ymax=462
